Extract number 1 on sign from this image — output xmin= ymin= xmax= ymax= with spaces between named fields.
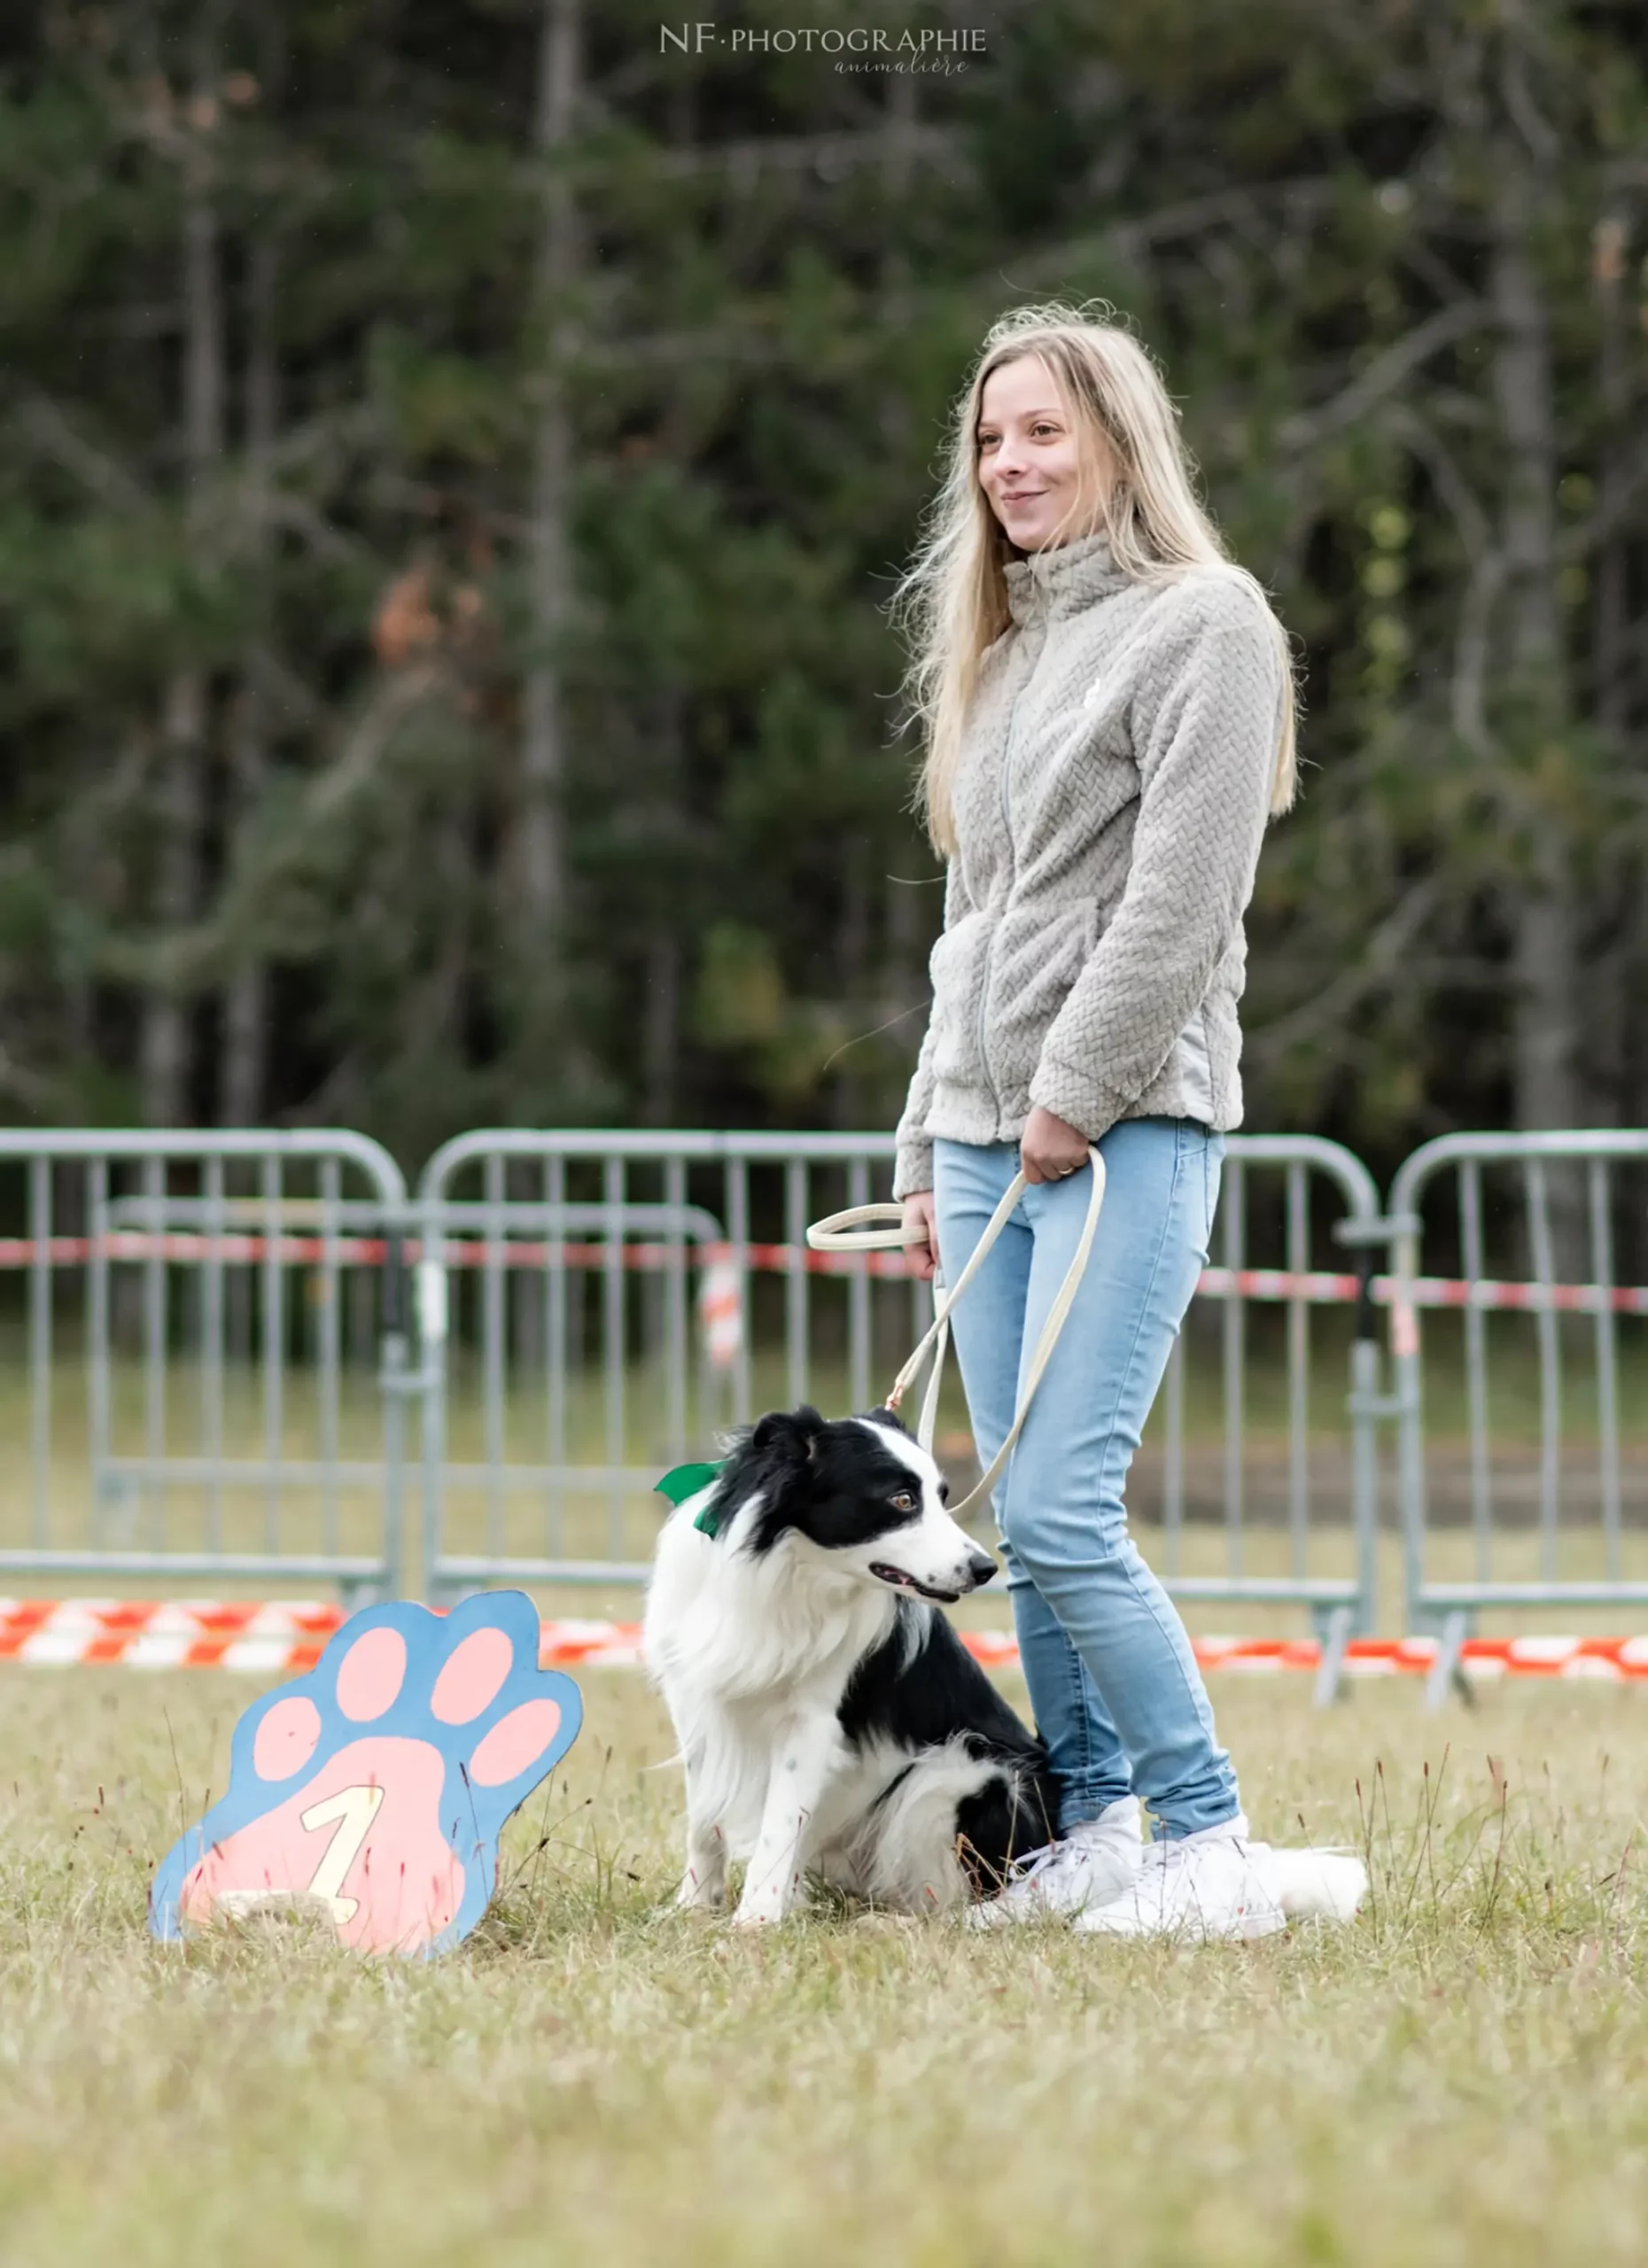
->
xmin=299 ymin=1783 xmax=385 ymax=1923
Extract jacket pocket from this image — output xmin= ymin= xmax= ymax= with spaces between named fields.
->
xmin=989 ymin=903 xmax=1092 ymax=1096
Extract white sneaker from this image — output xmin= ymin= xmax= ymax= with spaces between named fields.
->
xmin=964 ymin=1796 xmax=1142 ymax=1929
xmin=1072 ymin=1814 xmax=1288 ymax=1942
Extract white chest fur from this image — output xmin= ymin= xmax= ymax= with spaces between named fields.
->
xmin=643 ymin=1495 xmax=907 ymax=1921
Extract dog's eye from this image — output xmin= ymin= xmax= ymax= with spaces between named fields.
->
xmin=890 ymin=1489 xmax=917 ymax=1512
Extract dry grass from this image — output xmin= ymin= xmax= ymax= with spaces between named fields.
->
xmin=4 ymin=1666 xmax=1648 ymax=2265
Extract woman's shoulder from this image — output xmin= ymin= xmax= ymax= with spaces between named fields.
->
xmin=1139 ymin=563 xmax=1277 ymax=648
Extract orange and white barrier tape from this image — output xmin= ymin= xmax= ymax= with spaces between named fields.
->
xmin=4 ymin=1233 xmax=1645 ymax=1319
xmin=0 ymin=1599 xmax=345 ymax=1672
xmin=1186 ymin=1634 xmax=1648 ymax=1681
xmin=7 ymin=1603 xmax=1648 ymax=1682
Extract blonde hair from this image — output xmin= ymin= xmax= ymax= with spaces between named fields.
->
xmin=889 ymin=301 xmax=1298 ymax=858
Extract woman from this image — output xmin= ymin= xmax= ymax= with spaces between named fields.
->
xmin=890 ymin=303 xmax=1299 ymax=1938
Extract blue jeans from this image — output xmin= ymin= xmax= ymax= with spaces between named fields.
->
xmin=931 ymin=1120 xmax=1240 ymax=1841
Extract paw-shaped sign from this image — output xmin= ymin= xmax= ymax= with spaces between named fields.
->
xmin=150 ymin=1591 xmax=582 ymax=1957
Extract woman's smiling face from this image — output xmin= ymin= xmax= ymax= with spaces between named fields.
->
xmin=976 ymin=354 xmax=1115 ymax=553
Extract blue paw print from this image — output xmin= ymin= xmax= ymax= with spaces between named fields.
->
xmin=150 ymin=1590 xmax=583 ymax=1957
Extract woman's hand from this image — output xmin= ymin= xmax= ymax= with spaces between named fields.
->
xmin=900 ymin=1190 xmax=939 ymax=1280
xmin=1020 ymin=1105 xmax=1092 ymax=1185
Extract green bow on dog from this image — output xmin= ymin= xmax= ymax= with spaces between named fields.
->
xmin=654 ymin=1459 xmax=727 ymax=1536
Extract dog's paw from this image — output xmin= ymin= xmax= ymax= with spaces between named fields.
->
xmin=673 ymin=1869 xmax=726 ymax=1912
xmin=731 ymin=1876 xmax=802 ymax=1928
xmin=150 ymin=1592 xmax=582 ymax=1957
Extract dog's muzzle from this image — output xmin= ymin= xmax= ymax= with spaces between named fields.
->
xmin=868 ymin=1550 xmax=999 ymax=1604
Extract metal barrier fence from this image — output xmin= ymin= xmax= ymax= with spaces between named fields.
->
xmin=410 ymin=1130 xmax=936 ymax=1603
xmin=17 ymin=1117 xmax=1644 ymax=1701
xmin=0 ymin=1130 xmax=414 ymax=1596
xmin=1388 ymin=1131 xmax=1648 ymax=1705
xmin=411 ymin=1130 xmax=1386 ymax=1695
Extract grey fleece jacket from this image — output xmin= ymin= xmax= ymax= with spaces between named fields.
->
xmin=891 ymin=530 xmax=1287 ymax=1203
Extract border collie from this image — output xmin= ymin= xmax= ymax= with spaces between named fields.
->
xmin=642 ymin=1402 xmax=1057 ymax=1926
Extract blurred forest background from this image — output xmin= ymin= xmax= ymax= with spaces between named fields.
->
xmin=1 ymin=0 xmax=1645 ymax=1184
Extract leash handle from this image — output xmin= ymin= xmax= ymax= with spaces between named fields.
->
xmin=800 ymin=1202 xmax=923 ymax=1251
xmin=805 ymin=1146 xmax=1107 ymax=1526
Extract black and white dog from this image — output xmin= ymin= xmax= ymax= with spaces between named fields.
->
xmin=642 ymin=1402 xmax=1057 ymax=1926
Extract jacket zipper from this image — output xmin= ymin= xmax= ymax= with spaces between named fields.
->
xmin=976 ymin=635 xmax=1036 ymax=1122
xmin=974 ymin=928 xmax=997 ymax=1119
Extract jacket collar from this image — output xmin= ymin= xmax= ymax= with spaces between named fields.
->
xmin=1002 ymin=529 xmax=1131 ymax=625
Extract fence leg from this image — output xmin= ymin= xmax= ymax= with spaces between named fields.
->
xmin=1348 ymin=1332 xmax=1381 ymax=1635
xmin=1312 ymin=1603 xmax=1353 ymax=1708
xmin=378 ymin=1325 xmax=409 ymax=1608
xmin=377 ymin=1216 xmax=411 ymax=1604
xmin=1424 ymin=1608 xmax=1473 ymax=1713
xmin=415 ymin=1224 xmax=449 ymax=1607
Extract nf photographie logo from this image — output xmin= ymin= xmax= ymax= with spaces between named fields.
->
xmin=659 ymin=22 xmax=986 ymax=72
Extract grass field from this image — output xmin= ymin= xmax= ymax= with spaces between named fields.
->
xmin=5 ymin=1664 xmax=1648 ymax=2265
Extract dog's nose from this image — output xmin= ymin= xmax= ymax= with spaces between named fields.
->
xmin=966 ymin=1550 xmax=999 ymax=1588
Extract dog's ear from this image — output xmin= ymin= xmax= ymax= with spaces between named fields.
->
xmin=751 ymin=1405 xmax=827 ymax=1464
xmin=864 ymin=1402 xmax=909 ymax=1437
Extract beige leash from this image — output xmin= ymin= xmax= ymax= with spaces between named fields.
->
xmin=805 ymin=1148 xmax=1107 ymax=1524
